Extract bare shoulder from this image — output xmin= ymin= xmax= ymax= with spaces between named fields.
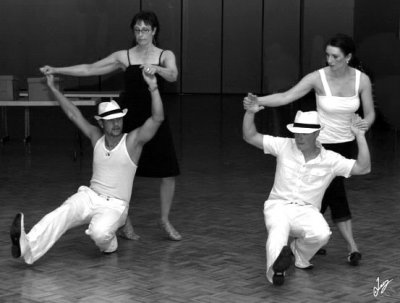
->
xmin=103 ymin=50 xmax=126 ymax=61
xmin=112 ymin=49 xmax=130 ymax=68
xmin=161 ymin=49 xmax=175 ymax=56
xmin=301 ymin=70 xmax=322 ymax=94
xmin=298 ymin=70 xmax=320 ymax=87
xmin=160 ymin=49 xmax=176 ymax=61
xmin=306 ymin=70 xmax=321 ymax=81
xmin=359 ymin=71 xmax=372 ymax=88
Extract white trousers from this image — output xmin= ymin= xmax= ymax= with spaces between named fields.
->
xmin=23 ymin=186 xmax=129 ymax=264
xmin=264 ymin=200 xmax=331 ymax=283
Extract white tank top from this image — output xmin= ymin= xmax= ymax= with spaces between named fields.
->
xmin=90 ymin=134 xmax=137 ymax=202
xmin=316 ymin=68 xmax=361 ymax=143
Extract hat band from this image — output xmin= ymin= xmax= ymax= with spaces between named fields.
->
xmin=99 ymin=109 xmax=123 ymax=118
xmin=293 ymin=122 xmax=320 ymax=129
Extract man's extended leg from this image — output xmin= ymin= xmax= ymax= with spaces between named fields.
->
xmin=11 ymin=187 xmax=93 ymax=264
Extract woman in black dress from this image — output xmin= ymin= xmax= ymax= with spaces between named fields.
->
xmin=40 ymin=11 xmax=181 ymax=241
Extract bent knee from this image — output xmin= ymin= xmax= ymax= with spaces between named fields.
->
xmin=87 ymin=227 xmax=114 ymax=244
xmin=264 ymin=210 xmax=289 ymax=231
xmin=314 ymin=228 xmax=331 ymax=245
xmin=305 ymin=226 xmax=331 ymax=245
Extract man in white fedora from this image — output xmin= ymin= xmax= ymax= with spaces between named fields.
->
xmin=10 ymin=70 xmax=163 ymax=264
xmin=242 ymin=104 xmax=371 ymax=286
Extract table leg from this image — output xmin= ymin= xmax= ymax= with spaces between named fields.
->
xmin=1 ymin=107 xmax=10 ymax=143
xmin=24 ymin=107 xmax=31 ymax=145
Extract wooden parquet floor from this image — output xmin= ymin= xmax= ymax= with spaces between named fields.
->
xmin=1 ymin=95 xmax=399 ymax=303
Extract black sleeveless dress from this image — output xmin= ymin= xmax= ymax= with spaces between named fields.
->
xmin=120 ymin=49 xmax=180 ymax=177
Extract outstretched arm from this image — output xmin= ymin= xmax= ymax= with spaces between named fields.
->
xmin=40 ymin=51 xmax=125 ymax=77
xmin=242 ymin=98 xmax=264 ymax=150
xmin=140 ymin=50 xmax=178 ymax=82
xmin=46 ymin=75 xmax=101 ymax=146
xmin=244 ymin=72 xmax=316 ymax=108
xmin=349 ymin=120 xmax=371 ymax=175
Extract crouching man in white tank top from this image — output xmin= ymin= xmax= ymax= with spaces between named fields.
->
xmin=10 ymin=69 xmax=163 ymax=264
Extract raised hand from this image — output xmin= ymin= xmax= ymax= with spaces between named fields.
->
xmin=243 ymin=93 xmax=264 ymax=113
xmin=350 ymin=120 xmax=367 ymax=137
xmin=40 ymin=65 xmax=55 ymax=75
xmin=351 ymin=114 xmax=369 ymax=135
xmin=45 ymin=74 xmax=55 ymax=89
xmin=140 ymin=64 xmax=157 ymax=76
xmin=142 ymin=68 xmax=157 ymax=88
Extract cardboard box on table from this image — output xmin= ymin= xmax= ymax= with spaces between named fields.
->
xmin=28 ymin=77 xmax=62 ymax=101
xmin=0 ymin=75 xmax=19 ymax=100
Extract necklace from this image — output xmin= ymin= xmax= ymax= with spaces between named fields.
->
xmin=104 ymin=135 xmax=122 ymax=155
xmin=105 ymin=142 xmax=117 ymax=150
xmin=105 ymin=140 xmax=118 ymax=157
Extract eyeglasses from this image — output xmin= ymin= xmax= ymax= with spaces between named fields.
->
xmin=134 ymin=28 xmax=151 ymax=35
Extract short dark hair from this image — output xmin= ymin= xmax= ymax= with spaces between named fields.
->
xmin=130 ymin=11 xmax=160 ymax=43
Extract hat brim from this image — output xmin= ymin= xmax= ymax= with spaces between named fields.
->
xmin=286 ymin=124 xmax=321 ymax=134
xmin=95 ymin=109 xmax=128 ymax=120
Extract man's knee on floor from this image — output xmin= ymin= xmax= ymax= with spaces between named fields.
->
xmin=86 ymin=226 xmax=114 ymax=245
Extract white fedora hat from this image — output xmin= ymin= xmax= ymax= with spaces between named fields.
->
xmin=94 ymin=100 xmax=128 ymax=120
xmin=286 ymin=111 xmax=321 ymax=134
